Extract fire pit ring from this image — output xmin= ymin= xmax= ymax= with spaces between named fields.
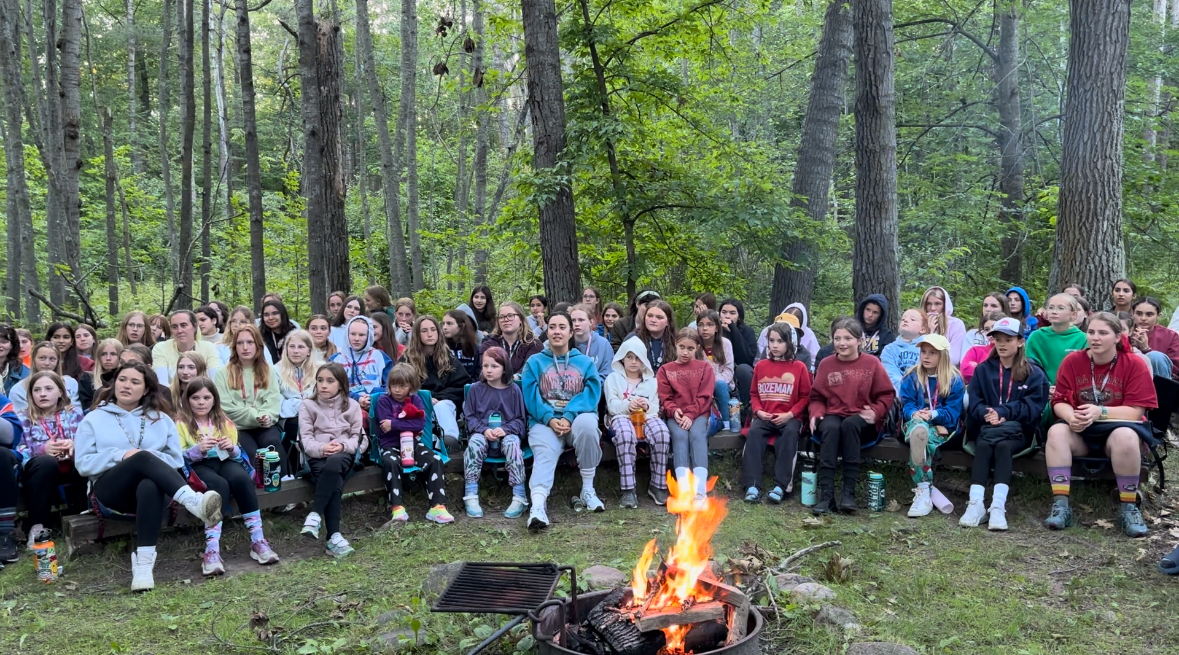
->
xmin=532 ymin=589 xmax=763 ymax=655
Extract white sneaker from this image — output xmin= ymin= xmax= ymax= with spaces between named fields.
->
xmin=722 ymin=421 xmax=731 ymax=431
xmin=26 ymin=524 xmax=45 ymax=551
xmin=528 ymin=504 xmax=550 ymax=531
xmin=693 ymin=494 xmax=708 ymax=510
xmin=907 ymin=486 xmax=933 ymax=517
xmin=177 ymin=488 xmax=223 ymax=527
xmin=987 ymin=506 xmax=1008 ymax=531
xmin=463 ymin=494 xmax=484 ymax=518
xmin=580 ymin=489 xmax=605 ymax=513
xmin=959 ymin=499 xmax=987 ymax=527
xmin=301 ymin=512 xmax=322 ymax=540
xmin=131 ymin=550 xmax=156 ymax=592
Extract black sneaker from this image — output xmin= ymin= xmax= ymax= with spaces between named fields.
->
xmin=813 ymin=486 xmax=835 ymax=516
xmin=0 ymin=532 xmax=19 ymax=563
xmin=837 ymin=486 xmax=857 ymax=514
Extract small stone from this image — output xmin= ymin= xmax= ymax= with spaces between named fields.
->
xmin=790 ymin=582 xmax=835 ymax=603
xmin=816 ymin=604 xmax=858 ymax=631
xmin=891 ymin=522 xmax=918 ymax=534
xmin=375 ymin=610 xmax=405 ymax=626
xmin=372 ymin=629 xmax=425 ymax=652
xmin=1099 ymin=610 xmax=1117 ymax=623
xmin=772 ymin=573 xmax=814 ymax=592
xmin=421 ymin=562 xmax=465 ymax=597
xmin=846 ymin=643 xmax=919 ymax=655
xmin=583 ymin=565 xmax=628 ymax=590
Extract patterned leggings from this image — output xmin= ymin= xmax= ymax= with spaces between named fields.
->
xmin=464 ymin=434 xmax=526 ymax=487
xmin=381 ymin=442 xmax=447 ymax=507
xmin=904 ymin=418 xmax=950 ymax=484
xmin=610 ymin=415 xmax=671 ymax=491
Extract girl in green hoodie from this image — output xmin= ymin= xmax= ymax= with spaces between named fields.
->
xmin=1026 ymin=294 xmax=1088 ymax=386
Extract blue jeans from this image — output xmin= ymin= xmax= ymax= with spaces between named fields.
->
xmin=714 ymin=379 xmax=732 ymax=424
xmin=1146 ymin=351 xmax=1173 ymax=379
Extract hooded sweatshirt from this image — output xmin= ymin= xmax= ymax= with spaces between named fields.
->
xmin=297 ymin=394 xmax=366 ymax=458
xmin=959 ymin=345 xmax=992 ymax=385
xmin=921 ymin=286 xmax=968 ymax=366
xmin=9 ymin=374 xmax=80 ymax=413
xmin=721 ymin=301 xmax=758 ymax=367
xmin=657 ymin=357 xmax=715 ymax=421
xmin=152 ymin=335 xmax=223 ymax=386
xmin=966 ymin=356 xmax=1050 ymax=434
xmin=521 ymin=344 xmax=602 ymax=427
xmin=880 ymin=335 xmax=921 ymax=390
xmin=463 ymin=381 xmax=527 ymax=438
xmin=574 ymin=330 xmax=615 ymax=380
xmin=1005 ymin=287 xmax=1038 ymax=335
xmin=808 ymin=353 xmax=896 ymax=428
xmin=75 ymin=403 xmax=184 ymax=478
xmin=214 ymin=364 xmax=282 ymax=429
xmin=329 ymin=316 xmax=393 ymax=400
xmin=856 ymin=294 xmax=896 ymax=358
xmin=899 ymin=371 xmax=965 ymax=430
xmin=604 ymin=338 xmax=661 ymax=419
xmin=376 ymin=392 xmax=428 ymax=449
xmin=750 ymin=356 xmax=811 ymax=418
xmin=786 ymin=303 xmax=821 ymax=358
xmin=1025 ymin=324 xmax=1088 ymax=384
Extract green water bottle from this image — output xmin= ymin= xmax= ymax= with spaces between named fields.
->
xmin=263 ymin=447 xmax=282 ymax=492
xmin=867 ymin=471 xmax=885 ymax=512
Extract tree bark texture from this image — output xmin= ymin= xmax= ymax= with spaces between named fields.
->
xmin=522 ymin=0 xmax=581 ymax=304
xmin=0 ymin=0 xmax=38 ymax=322
xmin=60 ymin=0 xmax=85 ymax=295
xmin=316 ymin=18 xmax=350 ymax=304
xmin=296 ymin=0 xmax=327 ymax=313
xmin=770 ymin=0 xmax=852 ymax=317
xmin=401 ymin=0 xmax=424 ymax=291
xmin=103 ymin=109 xmax=120 ymax=316
xmin=851 ymin=0 xmax=899 ymax=332
xmin=158 ymin=0 xmax=179 ymax=288
xmin=235 ymin=0 xmax=266 ymax=310
xmin=126 ymin=0 xmax=140 ymax=173
xmin=1052 ymin=0 xmax=1131 ymax=297
xmin=178 ymin=0 xmax=196 ymax=308
xmin=37 ymin=0 xmax=67 ymax=305
xmin=355 ymin=0 xmax=411 ymax=296
xmin=200 ymin=0 xmax=212 ymax=303
xmin=212 ymin=3 xmax=233 ymax=232
xmin=995 ymin=1 xmax=1024 ymax=286
xmin=471 ymin=0 xmax=490 ymax=284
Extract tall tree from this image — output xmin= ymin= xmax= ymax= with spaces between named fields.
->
xmin=1051 ymin=0 xmax=1132 ymax=295
xmin=200 ymin=0 xmax=212 ymax=302
xmin=769 ymin=0 xmax=852 ymax=315
xmin=316 ymin=18 xmax=350 ymax=299
xmin=234 ymin=0 xmax=265 ymax=310
xmin=471 ymin=0 xmax=491 ymax=284
xmin=178 ymin=0 xmax=196 ymax=308
xmin=355 ymin=0 xmax=411 ymax=295
xmin=32 ymin=0 xmax=68 ymax=305
xmin=851 ymin=0 xmax=899 ymax=331
xmin=400 ymin=0 xmax=424 ymax=290
xmin=521 ymin=0 xmax=581 ymax=304
xmin=993 ymin=0 xmax=1024 ymax=286
xmin=126 ymin=0 xmax=141 ymax=173
xmin=0 ymin=0 xmax=38 ymax=322
xmin=103 ymin=109 xmax=121 ymax=316
xmin=211 ymin=3 xmax=233 ymax=235
xmin=60 ymin=0 xmax=84 ymax=296
xmin=159 ymin=0 xmax=179 ymax=287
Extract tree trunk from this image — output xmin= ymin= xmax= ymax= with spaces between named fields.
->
xmin=296 ymin=0 xmax=328 ymax=313
xmin=1051 ymin=0 xmax=1131 ymax=297
xmin=235 ymin=0 xmax=265 ymax=310
xmin=103 ymin=109 xmax=120 ymax=316
xmin=995 ymin=1 xmax=1024 ymax=286
xmin=200 ymin=0 xmax=212 ymax=303
xmin=355 ymin=0 xmax=411 ymax=296
xmin=770 ymin=0 xmax=852 ymax=316
xmin=159 ymin=0 xmax=178 ymax=287
xmin=0 ymin=0 xmax=38 ymax=322
xmin=354 ymin=51 xmax=375 ymax=283
xmin=401 ymin=0 xmax=424 ymax=290
xmin=34 ymin=0 xmax=67 ymax=305
xmin=178 ymin=0 xmax=196 ymax=309
xmin=521 ymin=0 xmax=580 ymax=304
xmin=212 ymin=3 xmax=233 ymax=237
xmin=471 ymin=0 xmax=490 ymax=284
xmin=454 ymin=0 xmax=471 ymax=291
xmin=126 ymin=0 xmax=140 ymax=173
xmin=60 ymin=0 xmax=84 ymax=296
xmin=851 ymin=0 xmax=899 ymax=332
xmin=317 ymin=18 xmax=350 ymax=302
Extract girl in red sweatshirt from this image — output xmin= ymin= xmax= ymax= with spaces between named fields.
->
xmin=808 ymin=317 xmax=896 ymax=515
xmin=656 ymin=328 xmax=716 ymax=507
xmin=742 ymin=323 xmax=811 ymax=504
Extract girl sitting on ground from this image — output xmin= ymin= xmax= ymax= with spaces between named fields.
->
xmin=463 ymin=348 xmax=529 ymax=518
xmin=75 ymin=362 xmax=222 ymax=591
xmin=656 ymin=328 xmax=716 ymax=508
xmin=9 ymin=342 xmax=81 ymax=412
xmin=742 ymin=323 xmax=810 ymax=504
xmin=215 ymin=325 xmax=287 ymax=476
xmin=605 ymin=339 xmax=671 ymax=508
xmin=298 ymin=363 xmax=366 ymax=558
xmin=376 ymin=363 xmax=453 ymax=524
xmin=177 ymin=377 xmax=279 ymax=575
xmin=960 ymin=312 xmax=1005 ymax=385
xmin=696 ymin=311 xmax=736 ymax=430
xmin=899 ymin=334 xmax=965 ymax=517
xmin=16 ymin=372 xmax=86 ymax=547
xmin=961 ymin=317 xmax=1049 ymax=530
xmin=444 ymin=310 xmax=482 ymax=379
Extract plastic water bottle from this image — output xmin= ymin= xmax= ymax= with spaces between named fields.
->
xmin=32 ymin=534 xmax=59 ymax=583
xmin=487 ymin=413 xmax=503 ymax=459
xmin=263 ymin=448 xmax=282 ymax=492
xmin=800 ymin=460 xmax=817 ymax=506
xmin=399 ymin=432 xmax=415 ymax=466
xmin=867 ymin=471 xmax=886 ymax=512
xmin=727 ymin=400 xmax=741 ymax=430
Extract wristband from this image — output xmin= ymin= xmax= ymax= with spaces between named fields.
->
xmin=1100 ymin=406 xmax=1109 ymax=420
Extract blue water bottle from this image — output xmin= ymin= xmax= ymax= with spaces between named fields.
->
xmin=487 ymin=412 xmax=503 ymax=459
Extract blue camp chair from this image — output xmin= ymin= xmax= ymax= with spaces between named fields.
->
xmin=462 ymin=383 xmax=533 ymax=478
xmin=367 ymin=389 xmax=449 ymax=478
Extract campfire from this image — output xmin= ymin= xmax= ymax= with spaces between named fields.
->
xmin=563 ymin=472 xmax=753 ymax=655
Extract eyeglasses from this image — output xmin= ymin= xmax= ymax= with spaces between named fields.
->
xmin=498 ymin=314 xmax=520 ymax=321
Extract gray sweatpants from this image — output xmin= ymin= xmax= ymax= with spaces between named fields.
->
xmin=667 ymin=415 xmax=710 ymax=471
xmin=528 ymin=413 xmax=602 ymax=500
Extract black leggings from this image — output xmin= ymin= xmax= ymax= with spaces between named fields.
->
xmin=238 ymin=426 xmax=289 ymax=476
xmin=381 ymin=443 xmax=447 ymax=508
xmin=734 ymin=364 xmax=754 ymax=422
xmin=193 ymin=458 xmax=258 ymax=517
xmin=0 ymin=447 xmax=20 ymax=511
xmin=23 ymin=455 xmax=87 ymax=526
xmin=92 ymin=451 xmax=186 ymax=547
xmin=307 ymin=453 xmax=353 ymax=537
xmin=741 ymin=418 xmax=801 ymax=491
xmin=817 ymin=415 xmax=875 ymax=488
xmin=970 ymin=431 xmax=1031 ymax=487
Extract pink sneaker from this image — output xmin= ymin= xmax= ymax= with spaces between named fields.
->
xmin=202 ymin=550 xmax=225 ymax=576
xmin=426 ymin=506 xmax=454 ymax=524
xmin=250 ymin=539 xmax=280 ymax=565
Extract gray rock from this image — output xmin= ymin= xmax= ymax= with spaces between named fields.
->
xmin=582 ymin=565 xmax=628 ymax=590
xmin=790 ymin=582 xmax=835 ymax=603
xmin=846 ymin=643 xmax=919 ymax=655
xmin=421 ymin=562 xmax=465 ymax=597
xmin=816 ymin=604 xmax=858 ymax=630
xmin=375 ymin=610 xmax=406 ymax=626
xmin=772 ymin=573 xmax=815 ymax=592
xmin=372 ymin=629 xmax=425 ymax=653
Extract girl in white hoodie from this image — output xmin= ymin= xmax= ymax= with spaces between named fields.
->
xmin=605 ymin=339 xmax=671 ymax=509
xmin=74 ymin=361 xmax=223 ymax=591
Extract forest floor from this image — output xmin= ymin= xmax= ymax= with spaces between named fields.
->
xmin=1 ymin=452 xmax=1178 ymax=655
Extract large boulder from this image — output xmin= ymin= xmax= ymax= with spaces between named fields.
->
xmin=583 ymin=565 xmax=628 ymax=590
xmin=790 ymin=582 xmax=835 ymax=603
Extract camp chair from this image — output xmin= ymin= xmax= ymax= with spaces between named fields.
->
xmin=366 ymin=389 xmax=448 ymax=478
xmin=1071 ymin=375 xmax=1177 ymax=492
xmin=461 ymin=383 xmax=533 ymax=480
xmin=293 ymin=417 xmax=370 ymax=482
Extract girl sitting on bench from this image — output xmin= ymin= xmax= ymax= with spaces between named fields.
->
xmin=16 ymin=372 xmax=86 ymax=549
xmin=742 ymin=323 xmax=810 ymax=505
xmin=377 ymin=363 xmax=453 ymax=524
xmin=463 ymin=348 xmax=528 ymax=518
xmin=899 ymin=334 xmax=964 ymax=517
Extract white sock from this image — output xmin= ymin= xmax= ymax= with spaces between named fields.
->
xmin=136 ymin=545 xmax=157 ymax=557
xmin=531 ymin=491 xmax=548 ymax=509
xmin=917 ymin=481 xmax=930 ymax=493
xmin=675 ymin=467 xmax=690 ymax=493
xmin=969 ymin=484 xmax=985 ymax=503
xmin=580 ymin=468 xmax=596 ymax=494
xmin=991 ymin=483 xmax=1009 ymax=509
xmin=693 ymin=468 xmax=708 ymax=496
xmin=172 ymin=485 xmax=197 ymax=505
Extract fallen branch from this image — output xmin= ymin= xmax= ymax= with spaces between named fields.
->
xmin=773 ymin=540 xmax=842 ymax=574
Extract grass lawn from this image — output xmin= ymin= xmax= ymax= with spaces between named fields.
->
xmin=1 ymin=452 xmax=1178 ymax=655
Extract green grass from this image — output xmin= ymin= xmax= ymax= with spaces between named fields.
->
xmin=2 ymin=453 xmax=1179 ymax=654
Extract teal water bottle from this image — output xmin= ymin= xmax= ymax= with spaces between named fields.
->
xmin=487 ymin=413 xmax=503 ymax=459
xmin=800 ymin=460 xmax=817 ymax=506
xmin=263 ymin=447 xmax=282 ymax=492
xmin=867 ymin=471 xmax=885 ymax=512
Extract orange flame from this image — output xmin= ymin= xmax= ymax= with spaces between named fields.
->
xmin=627 ymin=470 xmax=728 ymax=653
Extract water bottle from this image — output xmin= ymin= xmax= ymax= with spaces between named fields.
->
xmin=800 ymin=460 xmax=817 ymax=506
xmin=727 ymin=399 xmax=741 ymax=430
xmin=32 ymin=533 xmax=59 ymax=583
xmin=630 ymin=410 xmax=646 ymax=441
xmin=261 ymin=450 xmax=279 ymax=490
xmin=399 ymin=432 xmax=416 ymax=466
xmin=867 ymin=471 xmax=886 ymax=512
xmin=487 ymin=413 xmax=503 ymax=459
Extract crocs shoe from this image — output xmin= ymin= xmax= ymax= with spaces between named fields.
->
xmin=1043 ymin=497 xmax=1074 ymax=530
xmin=504 ymin=496 xmax=529 ymax=519
xmin=463 ymin=495 xmax=484 ymax=518
xmin=426 ymin=506 xmax=455 ymax=524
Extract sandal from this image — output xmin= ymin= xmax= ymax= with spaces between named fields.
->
xmin=1158 ymin=544 xmax=1179 ymax=575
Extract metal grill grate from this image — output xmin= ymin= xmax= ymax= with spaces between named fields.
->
xmin=432 ymin=562 xmax=563 ymax=615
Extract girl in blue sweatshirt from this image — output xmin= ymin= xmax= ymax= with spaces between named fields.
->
xmin=899 ymin=334 xmax=964 ymax=517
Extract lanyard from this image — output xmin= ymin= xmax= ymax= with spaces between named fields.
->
xmin=923 ymin=378 xmax=939 ymax=411
xmin=38 ymin=413 xmax=65 ymax=442
xmin=118 ymin=415 xmax=147 ymax=449
xmin=1090 ymin=353 xmax=1117 ymax=403
xmin=997 ymin=366 xmax=1014 ymax=405
xmin=554 ymin=352 xmax=570 ymax=395
xmin=295 ymin=368 xmax=304 ymax=393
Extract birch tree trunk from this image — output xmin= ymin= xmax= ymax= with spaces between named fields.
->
xmin=200 ymin=0 xmax=212 ymax=302
xmin=212 ymin=4 xmax=233 ymax=233
xmin=126 ymin=0 xmax=141 ymax=173
xmin=0 ymin=0 xmax=38 ymax=321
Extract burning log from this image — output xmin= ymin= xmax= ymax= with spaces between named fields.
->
xmin=697 ymin=574 xmax=750 ymax=645
xmin=633 ymin=601 xmax=725 ymax=632
xmin=585 ymin=588 xmax=662 ymax=655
